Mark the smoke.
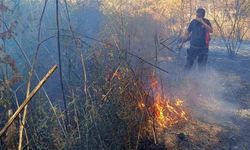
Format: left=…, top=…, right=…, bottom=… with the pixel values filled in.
left=165, top=66, right=238, bottom=126
left=98, top=0, right=239, bottom=127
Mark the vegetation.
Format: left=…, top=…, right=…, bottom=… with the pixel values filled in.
left=0, top=0, right=249, bottom=149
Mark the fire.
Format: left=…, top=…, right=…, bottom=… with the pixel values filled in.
left=138, top=102, right=145, bottom=109
left=175, top=99, right=184, bottom=106
left=140, top=74, right=188, bottom=129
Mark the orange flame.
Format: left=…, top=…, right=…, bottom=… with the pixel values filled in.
left=138, top=102, right=145, bottom=109
left=148, top=74, right=188, bottom=129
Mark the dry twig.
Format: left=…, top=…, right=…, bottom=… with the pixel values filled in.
left=0, top=65, right=58, bottom=137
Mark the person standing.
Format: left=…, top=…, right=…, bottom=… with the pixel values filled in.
left=180, top=8, right=213, bottom=71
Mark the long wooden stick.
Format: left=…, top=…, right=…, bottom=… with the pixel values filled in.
left=18, top=72, right=31, bottom=150
left=56, top=0, right=69, bottom=127
left=0, top=65, right=58, bottom=137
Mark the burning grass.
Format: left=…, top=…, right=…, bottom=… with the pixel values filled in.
left=134, top=73, right=189, bottom=148
left=82, top=50, right=190, bottom=149
left=148, top=74, right=188, bottom=130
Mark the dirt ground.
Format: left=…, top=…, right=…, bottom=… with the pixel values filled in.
left=157, top=39, right=250, bottom=150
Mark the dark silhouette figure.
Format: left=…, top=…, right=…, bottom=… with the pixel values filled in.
left=180, top=8, right=213, bottom=71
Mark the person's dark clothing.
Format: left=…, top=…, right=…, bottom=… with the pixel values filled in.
left=185, top=18, right=211, bottom=70
left=188, top=18, right=211, bottom=48
left=185, top=47, right=208, bottom=71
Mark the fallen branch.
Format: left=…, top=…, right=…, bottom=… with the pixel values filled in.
left=0, top=65, right=58, bottom=137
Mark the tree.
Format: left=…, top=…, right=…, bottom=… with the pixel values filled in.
left=211, top=0, right=250, bottom=56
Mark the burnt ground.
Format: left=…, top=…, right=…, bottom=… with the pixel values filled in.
left=156, top=39, right=250, bottom=150
left=208, top=40, right=250, bottom=150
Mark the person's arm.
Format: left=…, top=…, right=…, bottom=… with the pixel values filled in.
left=177, top=30, right=190, bottom=49
left=182, top=30, right=191, bottom=43
left=177, top=20, right=193, bottom=49
left=196, top=18, right=213, bottom=33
